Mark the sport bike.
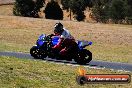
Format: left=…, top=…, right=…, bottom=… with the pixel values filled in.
left=30, top=34, right=92, bottom=65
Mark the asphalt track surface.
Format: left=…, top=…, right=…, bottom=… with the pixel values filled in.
left=0, top=51, right=132, bottom=72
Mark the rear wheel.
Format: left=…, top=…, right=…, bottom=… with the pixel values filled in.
left=30, top=46, right=47, bottom=59
left=75, top=49, right=92, bottom=65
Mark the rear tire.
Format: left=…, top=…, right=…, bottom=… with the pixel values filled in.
left=30, top=46, right=47, bottom=59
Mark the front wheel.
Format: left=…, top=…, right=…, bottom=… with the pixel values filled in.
left=74, top=49, right=92, bottom=65
left=30, top=46, right=47, bottom=59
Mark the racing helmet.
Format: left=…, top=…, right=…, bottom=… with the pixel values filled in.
left=54, top=22, right=64, bottom=34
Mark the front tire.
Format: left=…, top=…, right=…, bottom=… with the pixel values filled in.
left=75, top=49, right=92, bottom=65
left=30, top=46, right=47, bottom=59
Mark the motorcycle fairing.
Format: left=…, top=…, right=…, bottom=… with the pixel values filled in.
left=36, top=34, right=92, bottom=49
left=36, top=34, right=46, bottom=47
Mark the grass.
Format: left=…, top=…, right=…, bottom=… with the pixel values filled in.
left=0, top=4, right=132, bottom=88
left=0, top=56, right=131, bottom=88
left=0, top=15, right=132, bottom=63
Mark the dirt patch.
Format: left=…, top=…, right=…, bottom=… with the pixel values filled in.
left=0, top=0, right=15, bottom=5
left=0, top=5, right=13, bottom=15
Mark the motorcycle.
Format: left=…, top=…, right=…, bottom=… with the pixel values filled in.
left=30, top=34, right=92, bottom=65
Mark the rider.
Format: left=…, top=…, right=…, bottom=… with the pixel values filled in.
left=52, top=22, right=77, bottom=58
